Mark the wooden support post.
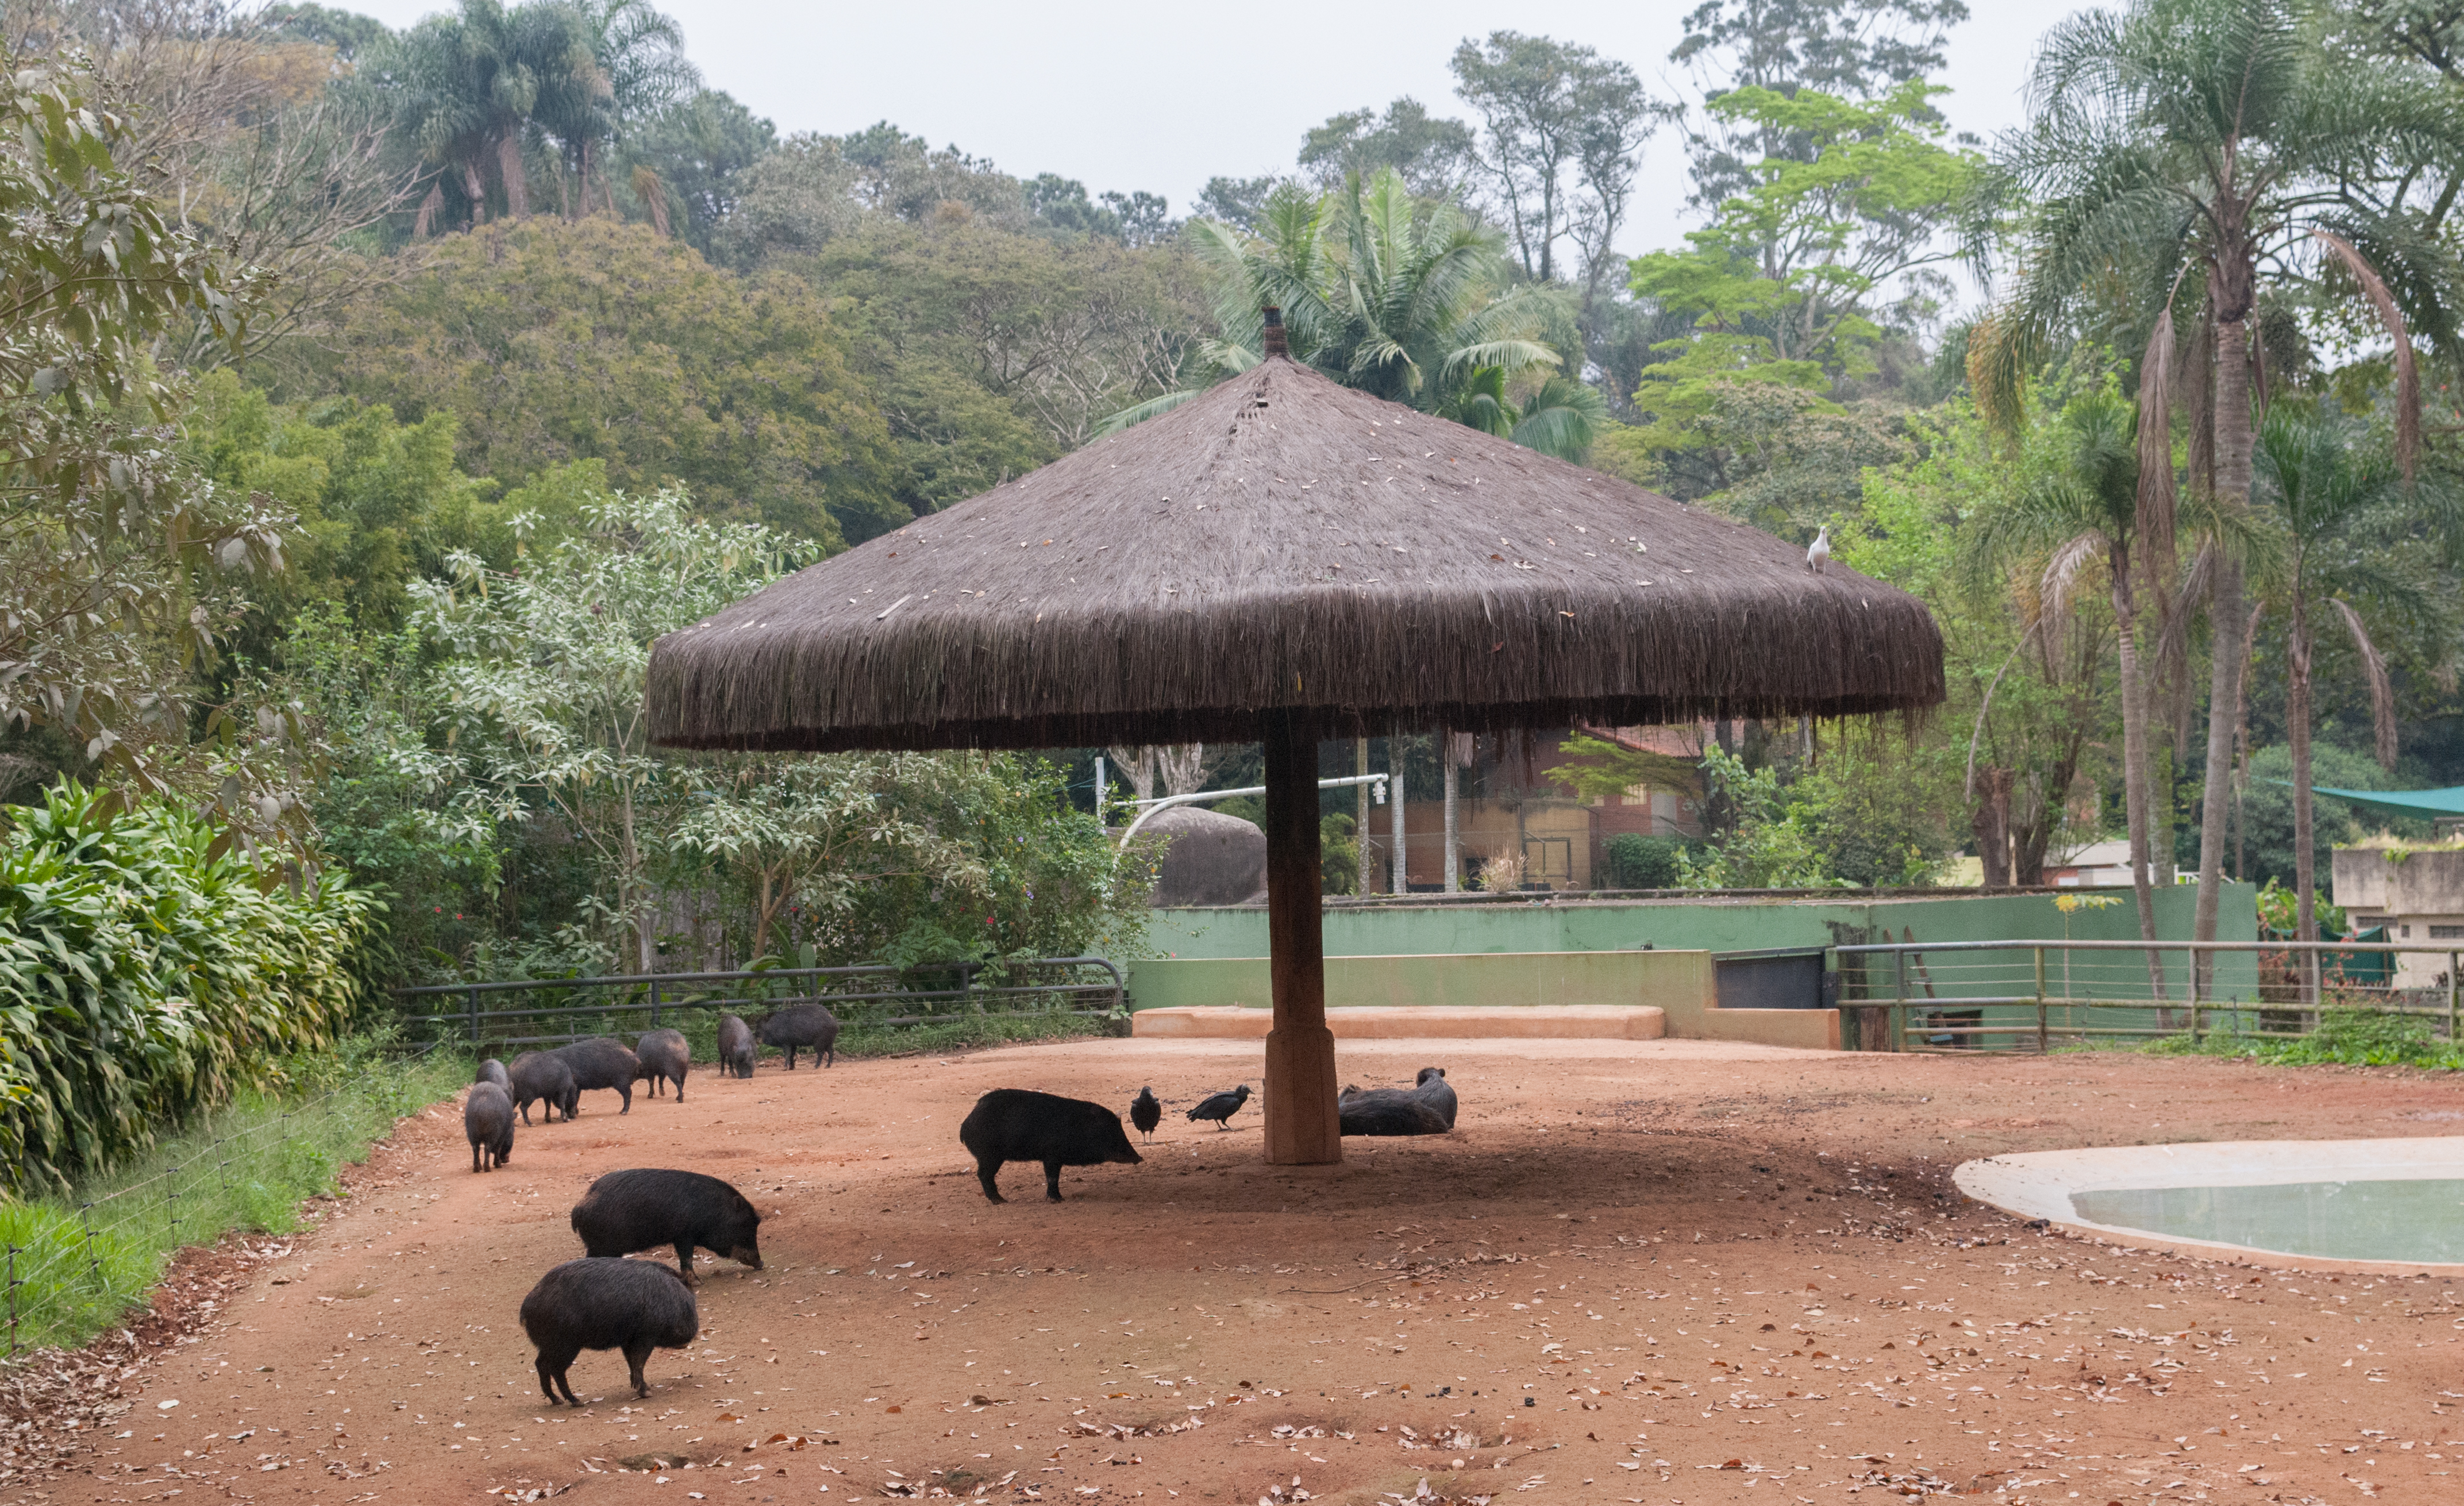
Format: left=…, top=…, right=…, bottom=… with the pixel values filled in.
left=1262, top=714, right=1341, bottom=1166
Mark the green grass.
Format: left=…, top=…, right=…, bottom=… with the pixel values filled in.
left=2133, top=1007, right=2464, bottom=1068
left=0, top=1035, right=468, bottom=1355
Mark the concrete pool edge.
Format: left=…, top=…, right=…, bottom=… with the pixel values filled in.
left=1954, top=1136, right=2464, bottom=1277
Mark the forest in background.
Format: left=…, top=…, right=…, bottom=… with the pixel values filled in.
left=7, top=0, right=2464, bottom=999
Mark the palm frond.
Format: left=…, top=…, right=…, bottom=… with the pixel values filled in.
left=2328, top=596, right=2399, bottom=770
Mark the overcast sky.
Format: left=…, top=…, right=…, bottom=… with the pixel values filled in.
left=342, top=0, right=2068, bottom=263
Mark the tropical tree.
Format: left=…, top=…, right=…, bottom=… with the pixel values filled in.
left=1970, top=0, right=2464, bottom=958
left=386, top=0, right=596, bottom=228
left=2250, top=405, right=2459, bottom=946
left=1965, top=388, right=2170, bottom=981
left=1111, top=170, right=1601, bottom=460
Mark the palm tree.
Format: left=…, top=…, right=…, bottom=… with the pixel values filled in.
left=1968, top=388, right=2170, bottom=989
left=1104, top=171, right=1603, bottom=461
left=1969, top=0, right=2464, bottom=957
left=554, top=0, right=699, bottom=218
left=2250, top=406, right=2458, bottom=957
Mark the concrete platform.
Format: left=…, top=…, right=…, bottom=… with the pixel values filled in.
left=1130, top=1004, right=1666, bottom=1040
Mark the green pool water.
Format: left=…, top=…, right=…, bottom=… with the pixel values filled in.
left=2070, top=1179, right=2464, bottom=1263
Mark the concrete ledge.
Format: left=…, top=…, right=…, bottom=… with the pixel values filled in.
left=1130, top=1004, right=1666, bottom=1041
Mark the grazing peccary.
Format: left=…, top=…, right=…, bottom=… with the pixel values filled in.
left=552, top=1037, right=641, bottom=1114
left=1129, top=1085, right=1161, bottom=1143
left=634, top=1028, right=689, bottom=1101
left=715, top=1014, right=756, bottom=1079
left=756, top=1003, right=840, bottom=1069
left=1186, top=1083, right=1250, bottom=1129
left=465, top=1081, right=515, bottom=1171
left=475, top=1058, right=510, bottom=1089
left=959, top=1088, right=1141, bottom=1204
left=509, top=1051, right=578, bottom=1126
left=519, top=1257, right=699, bottom=1405
left=570, top=1168, right=763, bottom=1284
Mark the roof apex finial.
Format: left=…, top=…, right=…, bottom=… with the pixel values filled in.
left=1261, top=305, right=1287, bottom=358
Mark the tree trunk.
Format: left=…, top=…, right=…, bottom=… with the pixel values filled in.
left=1442, top=729, right=1461, bottom=892
left=497, top=129, right=532, bottom=219
left=1972, top=765, right=2013, bottom=888
left=2194, top=268, right=2257, bottom=956
left=2111, top=550, right=2169, bottom=1000
left=2289, top=596, right=2318, bottom=1010
left=1261, top=714, right=1339, bottom=1165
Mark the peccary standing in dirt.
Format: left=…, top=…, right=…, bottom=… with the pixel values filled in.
left=519, top=1257, right=699, bottom=1405
left=570, top=1168, right=764, bottom=1284
left=552, top=1037, right=641, bottom=1114
left=633, top=1028, right=689, bottom=1100
left=509, top=1051, right=579, bottom=1126
left=756, top=1003, right=840, bottom=1069
left=475, top=1058, right=510, bottom=1089
left=715, top=1014, right=756, bottom=1078
left=958, top=1088, right=1141, bottom=1204
left=1337, top=1066, right=1456, bottom=1137
left=465, top=1081, right=515, bottom=1171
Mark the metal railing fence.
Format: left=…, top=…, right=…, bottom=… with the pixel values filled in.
left=388, top=955, right=1126, bottom=1052
left=1832, top=938, right=2462, bottom=1053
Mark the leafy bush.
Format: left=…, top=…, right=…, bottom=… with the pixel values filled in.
left=0, top=785, right=380, bottom=1196
left=1603, top=833, right=1696, bottom=888
left=1680, top=748, right=1841, bottom=889
left=2142, top=1008, right=2463, bottom=1068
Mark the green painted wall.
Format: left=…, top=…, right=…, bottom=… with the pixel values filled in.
left=1139, top=884, right=2263, bottom=1009
left=1127, top=949, right=1711, bottom=1014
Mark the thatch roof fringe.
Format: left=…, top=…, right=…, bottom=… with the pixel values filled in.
left=647, top=358, right=1943, bottom=752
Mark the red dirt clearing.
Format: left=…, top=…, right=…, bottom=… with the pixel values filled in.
left=13, top=1038, right=2464, bottom=1506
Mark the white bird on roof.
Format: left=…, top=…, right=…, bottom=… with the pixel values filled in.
left=1806, top=523, right=1831, bottom=575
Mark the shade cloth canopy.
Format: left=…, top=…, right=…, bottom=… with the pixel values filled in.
left=645, top=357, right=1944, bottom=753
left=2270, top=780, right=2464, bottom=821
left=647, top=348, right=1947, bottom=1166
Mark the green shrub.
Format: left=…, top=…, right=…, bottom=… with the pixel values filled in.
left=1603, top=833, right=1696, bottom=888
left=0, top=785, right=380, bottom=1196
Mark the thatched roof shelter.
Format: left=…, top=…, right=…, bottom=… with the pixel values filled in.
left=649, top=329, right=1944, bottom=1165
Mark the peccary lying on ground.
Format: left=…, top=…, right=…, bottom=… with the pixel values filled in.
left=552, top=1037, right=641, bottom=1114
left=715, top=1014, right=756, bottom=1078
left=509, top=1051, right=578, bottom=1125
left=465, top=1081, right=514, bottom=1171
left=1338, top=1066, right=1456, bottom=1137
left=519, top=1258, right=699, bottom=1404
left=475, top=1058, right=510, bottom=1089
left=959, top=1088, right=1141, bottom=1203
left=757, top=1003, right=839, bottom=1069
left=571, top=1168, right=763, bottom=1284
left=634, top=1028, right=689, bottom=1100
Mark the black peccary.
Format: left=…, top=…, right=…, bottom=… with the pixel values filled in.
left=1186, top=1083, right=1250, bottom=1129
left=509, top=1051, right=578, bottom=1126
left=715, top=1014, right=756, bottom=1078
left=1412, top=1066, right=1457, bottom=1128
left=634, top=1028, right=690, bottom=1101
left=552, top=1037, right=641, bottom=1114
left=465, top=1081, right=514, bottom=1170
left=475, top=1058, right=510, bottom=1089
left=756, top=1003, right=840, bottom=1069
left=958, top=1088, right=1141, bottom=1204
left=518, top=1257, right=699, bottom=1405
left=570, top=1168, right=763, bottom=1284
left=1338, top=1087, right=1449, bottom=1137
left=1129, top=1085, right=1161, bottom=1142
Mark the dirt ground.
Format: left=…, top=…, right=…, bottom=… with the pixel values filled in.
left=14, top=1037, right=2464, bottom=1506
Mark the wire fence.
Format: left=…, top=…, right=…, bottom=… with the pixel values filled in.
left=1832, top=938, right=2464, bottom=1053
left=2, top=1038, right=456, bottom=1360
left=387, top=955, right=1126, bottom=1054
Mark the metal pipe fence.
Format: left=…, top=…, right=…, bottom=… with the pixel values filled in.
left=387, top=955, right=1126, bottom=1052
left=1831, top=938, right=2463, bottom=1053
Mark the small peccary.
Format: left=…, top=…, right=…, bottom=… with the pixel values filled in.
left=519, top=1257, right=699, bottom=1405
left=552, top=1037, right=642, bottom=1114
left=570, top=1168, right=763, bottom=1285
left=475, top=1058, right=510, bottom=1089
left=715, top=1014, right=756, bottom=1079
left=1338, top=1086, right=1449, bottom=1137
left=509, top=1051, right=578, bottom=1126
left=756, top=1003, right=840, bottom=1069
left=465, top=1081, right=515, bottom=1171
left=958, top=1088, right=1141, bottom=1204
left=634, top=1028, right=689, bottom=1101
